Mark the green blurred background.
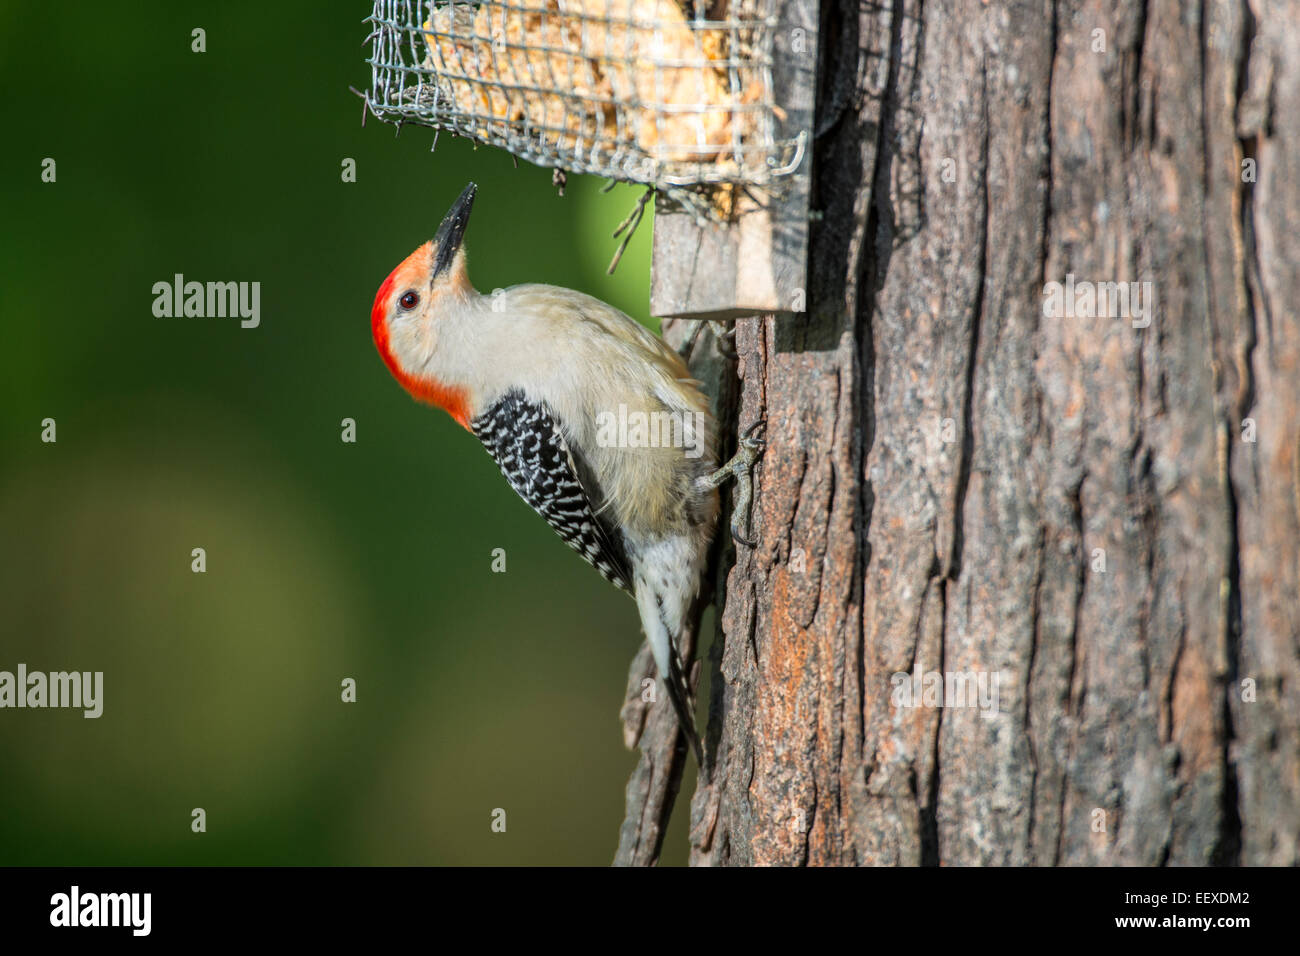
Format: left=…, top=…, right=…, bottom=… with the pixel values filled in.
left=0, top=1, right=700, bottom=864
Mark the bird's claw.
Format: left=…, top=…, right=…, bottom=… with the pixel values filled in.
left=702, top=419, right=766, bottom=548
left=709, top=321, right=739, bottom=360
left=731, top=522, right=757, bottom=548
left=677, top=321, right=739, bottom=362
left=677, top=322, right=707, bottom=361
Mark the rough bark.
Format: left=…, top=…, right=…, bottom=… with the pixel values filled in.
left=681, top=0, right=1300, bottom=866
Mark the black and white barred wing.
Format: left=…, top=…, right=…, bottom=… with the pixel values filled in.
left=471, top=391, right=633, bottom=593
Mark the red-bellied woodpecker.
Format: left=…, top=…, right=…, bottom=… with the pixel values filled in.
left=370, top=182, right=763, bottom=766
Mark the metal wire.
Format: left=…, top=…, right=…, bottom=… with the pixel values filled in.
left=364, top=0, right=800, bottom=187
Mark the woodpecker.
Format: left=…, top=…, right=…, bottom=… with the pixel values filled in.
left=370, top=182, right=763, bottom=766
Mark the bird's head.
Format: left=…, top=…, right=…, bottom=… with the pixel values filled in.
left=371, top=182, right=480, bottom=428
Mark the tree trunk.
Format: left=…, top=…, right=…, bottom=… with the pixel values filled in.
left=679, top=0, right=1300, bottom=866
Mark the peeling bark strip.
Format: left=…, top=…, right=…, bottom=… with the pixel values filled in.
left=614, top=324, right=737, bottom=866
left=622, top=0, right=1300, bottom=866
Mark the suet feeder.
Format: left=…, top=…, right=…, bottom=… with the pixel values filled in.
left=365, top=0, right=815, bottom=320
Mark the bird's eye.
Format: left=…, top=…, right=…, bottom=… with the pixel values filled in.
left=399, top=291, right=419, bottom=310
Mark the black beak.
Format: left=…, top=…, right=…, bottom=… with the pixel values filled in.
left=431, top=182, right=477, bottom=280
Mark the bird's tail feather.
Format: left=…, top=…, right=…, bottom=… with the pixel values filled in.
left=634, top=580, right=704, bottom=766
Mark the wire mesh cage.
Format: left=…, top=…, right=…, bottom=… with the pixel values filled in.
left=364, top=0, right=805, bottom=188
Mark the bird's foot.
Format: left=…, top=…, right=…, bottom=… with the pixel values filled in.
left=701, top=419, right=766, bottom=547
left=709, top=321, right=738, bottom=360
left=677, top=320, right=738, bottom=362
